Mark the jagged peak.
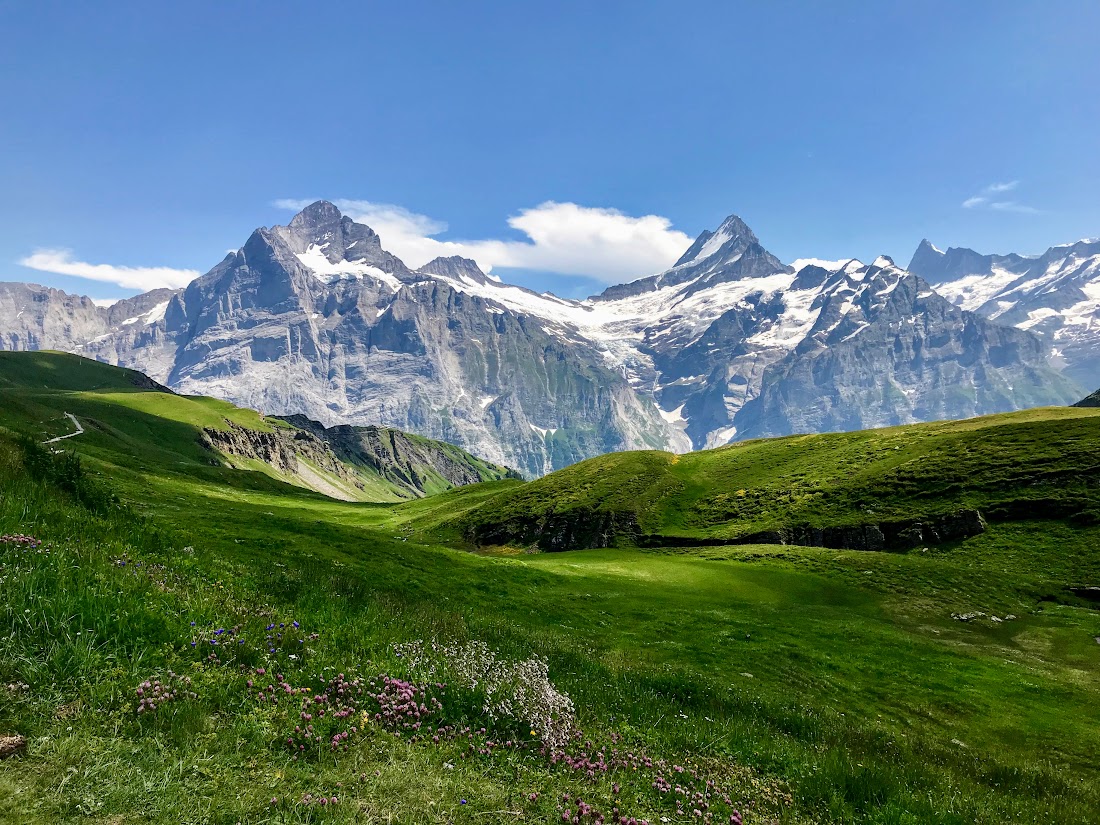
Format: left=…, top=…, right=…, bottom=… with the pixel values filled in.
left=714, top=213, right=758, bottom=243
left=673, top=213, right=760, bottom=268
left=288, top=200, right=344, bottom=230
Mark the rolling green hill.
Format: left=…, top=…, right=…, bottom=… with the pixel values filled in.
left=1, top=351, right=1098, bottom=824
left=0, top=351, right=514, bottom=503
left=448, top=407, right=1100, bottom=551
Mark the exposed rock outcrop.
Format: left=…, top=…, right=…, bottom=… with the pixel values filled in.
left=467, top=507, right=640, bottom=552
left=468, top=508, right=986, bottom=553
left=199, top=419, right=362, bottom=488
left=1075, top=388, right=1100, bottom=408
left=199, top=415, right=514, bottom=500
left=728, top=509, right=987, bottom=551
left=278, top=414, right=517, bottom=497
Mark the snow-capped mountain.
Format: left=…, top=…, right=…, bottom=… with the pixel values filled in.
left=0, top=202, right=1082, bottom=475
left=908, top=237, right=1100, bottom=387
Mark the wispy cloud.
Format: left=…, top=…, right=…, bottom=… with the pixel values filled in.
left=18, top=249, right=198, bottom=290
left=961, top=181, right=1038, bottom=214
left=273, top=198, right=693, bottom=283
left=989, top=201, right=1039, bottom=214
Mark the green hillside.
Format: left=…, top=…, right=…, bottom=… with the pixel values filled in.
left=449, top=406, right=1100, bottom=550
left=0, top=351, right=513, bottom=503
left=1, top=352, right=1099, bottom=824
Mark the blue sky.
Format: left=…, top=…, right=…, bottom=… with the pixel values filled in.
left=2, top=0, right=1098, bottom=300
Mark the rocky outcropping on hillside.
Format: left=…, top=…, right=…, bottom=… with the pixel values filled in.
left=466, top=506, right=986, bottom=553
left=200, top=415, right=514, bottom=500
left=199, top=419, right=362, bottom=488
left=278, top=414, right=517, bottom=497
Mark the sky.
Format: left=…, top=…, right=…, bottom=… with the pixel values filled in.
left=1, top=0, right=1098, bottom=301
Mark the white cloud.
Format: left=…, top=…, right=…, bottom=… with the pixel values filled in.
left=18, top=249, right=198, bottom=291
left=274, top=199, right=693, bottom=283
left=961, top=180, right=1037, bottom=213
left=989, top=201, right=1040, bottom=214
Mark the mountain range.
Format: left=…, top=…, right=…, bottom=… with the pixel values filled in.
left=907, top=236, right=1100, bottom=389
left=0, top=201, right=1086, bottom=476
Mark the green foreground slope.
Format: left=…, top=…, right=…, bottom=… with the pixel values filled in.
left=1, top=352, right=1099, bottom=824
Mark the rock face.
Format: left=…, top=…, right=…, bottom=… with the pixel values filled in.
left=907, top=237, right=1100, bottom=389
left=279, top=414, right=519, bottom=495
left=728, top=257, right=1078, bottom=440
left=0, top=282, right=179, bottom=356
left=200, top=419, right=359, bottom=484
left=0, top=202, right=1084, bottom=475
left=467, top=507, right=640, bottom=552
left=200, top=416, right=513, bottom=500
left=469, top=506, right=986, bottom=552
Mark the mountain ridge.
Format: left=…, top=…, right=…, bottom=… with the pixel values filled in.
left=907, top=235, right=1100, bottom=387
left=0, top=201, right=1084, bottom=475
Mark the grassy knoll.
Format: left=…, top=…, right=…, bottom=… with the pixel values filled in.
left=448, top=406, right=1100, bottom=546
left=0, top=352, right=1099, bottom=823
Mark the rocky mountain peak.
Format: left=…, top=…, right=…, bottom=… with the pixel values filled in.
left=716, top=213, right=758, bottom=243
left=906, top=239, right=954, bottom=282
left=599, top=212, right=788, bottom=301
left=288, top=200, right=344, bottom=232
left=269, top=202, right=399, bottom=276
left=673, top=214, right=759, bottom=267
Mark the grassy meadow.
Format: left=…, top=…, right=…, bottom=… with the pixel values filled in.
left=1, top=352, right=1099, bottom=824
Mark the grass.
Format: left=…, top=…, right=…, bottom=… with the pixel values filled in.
left=0, top=352, right=1099, bottom=823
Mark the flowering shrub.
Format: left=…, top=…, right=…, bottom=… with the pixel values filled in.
left=261, top=668, right=446, bottom=757
left=134, top=671, right=197, bottom=714
left=396, top=639, right=575, bottom=750
left=368, top=674, right=444, bottom=734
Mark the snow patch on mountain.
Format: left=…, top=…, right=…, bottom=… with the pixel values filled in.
left=296, top=244, right=403, bottom=290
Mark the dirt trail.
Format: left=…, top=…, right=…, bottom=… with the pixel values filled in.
left=43, top=413, right=83, bottom=444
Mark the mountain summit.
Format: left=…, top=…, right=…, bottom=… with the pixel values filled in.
left=0, top=202, right=1082, bottom=474
left=673, top=214, right=760, bottom=267
left=599, top=214, right=790, bottom=301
